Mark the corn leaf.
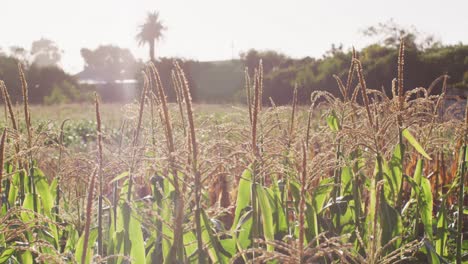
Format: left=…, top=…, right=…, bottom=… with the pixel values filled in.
left=420, top=177, right=433, bottom=241
left=235, top=209, right=253, bottom=250
left=183, top=231, right=197, bottom=262
left=75, top=228, right=98, bottom=264
left=201, top=209, right=230, bottom=263
left=410, top=159, right=424, bottom=199
left=21, top=194, right=35, bottom=222
left=128, top=208, right=146, bottom=263
left=386, top=143, right=404, bottom=204
left=327, top=111, right=340, bottom=132
left=34, top=169, right=53, bottom=217
left=435, top=201, right=448, bottom=257
left=20, top=251, right=33, bottom=264
left=256, top=185, right=275, bottom=251
left=0, top=248, right=15, bottom=263
left=232, top=168, right=252, bottom=230
left=402, top=129, right=431, bottom=160
left=110, top=171, right=129, bottom=184
left=380, top=198, right=402, bottom=249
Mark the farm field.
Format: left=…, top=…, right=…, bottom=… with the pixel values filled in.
left=0, top=51, right=467, bottom=264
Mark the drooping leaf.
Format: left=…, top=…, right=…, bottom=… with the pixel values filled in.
left=402, top=129, right=431, bottom=160
left=0, top=248, right=15, bottom=263
left=201, top=209, right=230, bottom=263
left=110, top=171, right=129, bottom=184
left=424, top=239, right=447, bottom=264
left=235, top=209, right=253, bottom=250
left=313, top=178, right=334, bottom=213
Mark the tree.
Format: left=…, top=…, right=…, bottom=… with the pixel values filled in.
left=0, top=53, right=85, bottom=104
left=362, top=19, right=440, bottom=51
left=30, top=38, right=62, bottom=67
left=79, top=45, right=141, bottom=81
left=240, top=49, right=289, bottom=76
left=0, top=55, right=23, bottom=102
left=9, top=46, right=29, bottom=65
left=27, top=64, right=80, bottom=104
left=136, top=11, right=166, bottom=62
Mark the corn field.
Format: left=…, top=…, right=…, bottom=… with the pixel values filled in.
left=0, top=42, right=467, bottom=263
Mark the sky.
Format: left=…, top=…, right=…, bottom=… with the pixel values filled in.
left=1, top=0, right=467, bottom=74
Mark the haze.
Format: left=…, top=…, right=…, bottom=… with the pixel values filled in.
left=1, top=0, right=467, bottom=73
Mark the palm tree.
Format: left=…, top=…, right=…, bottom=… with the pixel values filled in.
left=136, top=11, right=166, bottom=62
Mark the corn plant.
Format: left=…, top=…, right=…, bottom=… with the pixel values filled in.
left=0, top=41, right=467, bottom=264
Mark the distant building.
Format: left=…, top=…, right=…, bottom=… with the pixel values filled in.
left=78, top=78, right=139, bottom=102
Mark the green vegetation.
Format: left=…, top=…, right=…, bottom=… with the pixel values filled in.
left=252, top=43, right=468, bottom=105
left=0, top=41, right=466, bottom=263
left=1, top=20, right=466, bottom=105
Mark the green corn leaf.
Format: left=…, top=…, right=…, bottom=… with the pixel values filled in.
left=0, top=248, right=15, bottom=263
left=145, top=245, right=155, bottom=264
left=20, top=250, right=33, bottom=264
left=304, top=201, right=319, bottom=243
left=402, top=129, right=431, bottom=160
left=64, top=225, right=80, bottom=253
left=112, top=203, right=125, bottom=263
left=34, top=169, right=53, bottom=217
left=387, top=143, right=404, bottom=204
left=220, top=238, right=236, bottom=260
left=338, top=200, right=356, bottom=235
left=110, top=171, right=129, bottom=184
left=8, top=184, right=17, bottom=208
left=423, top=239, right=446, bottom=264
left=201, top=209, right=230, bottom=263
left=314, top=178, right=334, bottom=213
left=256, top=185, right=275, bottom=251
left=232, top=168, right=252, bottom=231
left=380, top=198, right=402, bottom=250
left=161, top=179, right=174, bottom=261
left=435, top=201, right=448, bottom=257
left=270, top=182, right=288, bottom=235
left=289, top=180, right=300, bottom=209
left=341, top=166, right=352, bottom=195
left=235, top=209, right=253, bottom=250
left=420, top=177, right=434, bottom=241
left=75, top=228, right=98, bottom=264
left=128, top=207, right=146, bottom=264
left=183, top=231, right=198, bottom=263
left=49, top=178, right=58, bottom=204
left=410, top=159, right=424, bottom=199
left=466, top=146, right=468, bottom=162
left=21, top=194, right=35, bottom=222
left=327, top=110, right=340, bottom=132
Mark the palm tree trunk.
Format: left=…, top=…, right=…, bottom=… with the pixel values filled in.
left=150, top=39, right=155, bottom=62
